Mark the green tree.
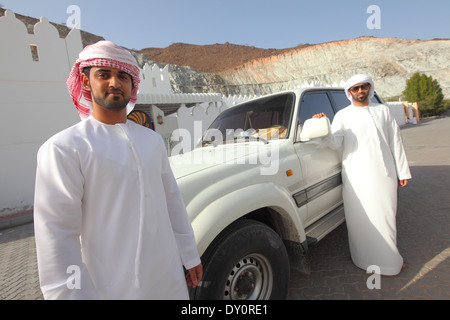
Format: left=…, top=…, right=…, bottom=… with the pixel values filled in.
left=402, top=73, right=445, bottom=117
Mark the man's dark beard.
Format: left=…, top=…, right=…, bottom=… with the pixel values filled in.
left=91, top=88, right=130, bottom=111
left=352, top=91, right=369, bottom=103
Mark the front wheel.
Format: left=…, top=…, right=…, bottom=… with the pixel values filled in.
left=191, top=219, right=290, bottom=300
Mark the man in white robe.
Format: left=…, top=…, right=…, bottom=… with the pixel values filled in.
left=314, top=74, right=411, bottom=275
left=34, top=41, right=202, bottom=299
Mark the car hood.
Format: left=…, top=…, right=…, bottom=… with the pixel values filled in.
left=169, top=141, right=282, bottom=179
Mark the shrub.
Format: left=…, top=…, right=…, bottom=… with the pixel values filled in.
left=402, top=73, right=445, bottom=117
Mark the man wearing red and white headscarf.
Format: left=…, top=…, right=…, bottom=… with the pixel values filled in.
left=34, top=41, right=202, bottom=299
left=314, top=74, right=411, bottom=276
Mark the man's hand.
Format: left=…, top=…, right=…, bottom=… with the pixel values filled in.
left=398, top=179, right=408, bottom=187
left=312, top=112, right=327, bottom=119
left=186, top=264, right=203, bottom=288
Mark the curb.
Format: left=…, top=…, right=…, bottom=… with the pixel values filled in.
left=0, top=210, right=33, bottom=230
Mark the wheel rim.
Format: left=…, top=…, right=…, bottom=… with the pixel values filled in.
left=223, top=254, right=273, bottom=300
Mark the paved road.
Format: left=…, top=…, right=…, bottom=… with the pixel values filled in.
left=1, top=117, right=449, bottom=300
left=287, top=116, right=450, bottom=299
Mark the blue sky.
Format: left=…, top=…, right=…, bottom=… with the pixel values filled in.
left=1, top=0, right=449, bottom=49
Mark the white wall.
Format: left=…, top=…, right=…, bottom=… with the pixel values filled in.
left=0, top=11, right=82, bottom=215
left=385, top=102, right=414, bottom=126
left=140, top=64, right=172, bottom=95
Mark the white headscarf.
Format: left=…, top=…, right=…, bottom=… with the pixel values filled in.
left=67, top=41, right=141, bottom=120
left=344, top=74, right=375, bottom=102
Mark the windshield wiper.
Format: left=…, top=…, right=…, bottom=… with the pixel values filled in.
left=201, top=136, right=269, bottom=147
left=201, top=140, right=218, bottom=147
left=234, top=136, right=269, bottom=145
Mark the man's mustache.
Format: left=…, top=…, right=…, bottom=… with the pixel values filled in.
left=106, top=88, right=124, bottom=95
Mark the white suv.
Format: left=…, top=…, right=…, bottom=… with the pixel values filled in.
left=169, top=87, right=383, bottom=300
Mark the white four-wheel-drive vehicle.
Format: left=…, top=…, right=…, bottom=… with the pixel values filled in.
left=169, top=87, right=383, bottom=300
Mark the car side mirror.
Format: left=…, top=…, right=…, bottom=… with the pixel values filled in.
left=298, top=117, right=331, bottom=142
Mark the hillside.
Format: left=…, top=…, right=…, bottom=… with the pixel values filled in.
left=139, top=36, right=450, bottom=99
left=139, top=42, right=307, bottom=74
left=217, top=36, right=450, bottom=98
left=3, top=8, right=448, bottom=99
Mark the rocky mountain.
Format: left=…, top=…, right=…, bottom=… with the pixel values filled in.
left=139, top=42, right=303, bottom=74
left=3, top=8, right=448, bottom=99
left=217, top=37, right=450, bottom=99
left=140, top=37, right=450, bottom=99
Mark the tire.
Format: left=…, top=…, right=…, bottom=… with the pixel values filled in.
left=192, top=219, right=290, bottom=300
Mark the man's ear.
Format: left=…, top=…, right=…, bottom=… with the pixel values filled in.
left=80, top=72, right=91, bottom=91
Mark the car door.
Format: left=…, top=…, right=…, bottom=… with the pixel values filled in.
left=293, top=90, right=342, bottom=223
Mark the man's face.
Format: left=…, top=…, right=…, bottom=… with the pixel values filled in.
left=81, top=66, right=133, bottom=112
left=349, top=82, right=371, bottom=104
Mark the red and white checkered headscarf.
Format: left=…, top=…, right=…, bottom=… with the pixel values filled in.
left=67, top=41, right=141, bottom=120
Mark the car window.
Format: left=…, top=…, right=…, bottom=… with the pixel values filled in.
left=329, top=91, right=350, bottom=112
left=298, top=92, right=335, bottom=124
left=329, top=90, right=383, bottom=113
left=203, top=93, right=295, bottom=145
left=372, top=93, right=382, bottom=104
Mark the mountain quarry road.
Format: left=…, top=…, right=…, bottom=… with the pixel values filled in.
left=1, top=117, right=449, bottom=300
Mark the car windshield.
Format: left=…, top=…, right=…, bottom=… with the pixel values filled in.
left=202, top=93, right=295, bottom=146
